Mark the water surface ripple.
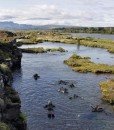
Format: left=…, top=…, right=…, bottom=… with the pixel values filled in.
left=13, top=42, right=114, bottom=130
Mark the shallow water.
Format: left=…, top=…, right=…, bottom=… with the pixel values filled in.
left=13, top=42, right=114, bottom=130
left=20, top=42, right=114, bottom=65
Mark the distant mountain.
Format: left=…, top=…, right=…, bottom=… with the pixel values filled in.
left=0, top=21, right=39, bottom=30
left=0, top=21, right=69, bottom=30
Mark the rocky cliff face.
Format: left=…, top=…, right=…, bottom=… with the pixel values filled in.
left=0, top=33, right=26, bottom=130
left=0, top=39, right=22, bottom=69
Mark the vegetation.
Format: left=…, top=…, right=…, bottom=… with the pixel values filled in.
left=64, top=54, right=114, bottom=74
left=17, top=31, right=114, bottom=53
left=0, top=30, right=16, bottom=43
left=81, top=38, right=114, bottom=53
left=99, top=79, right=114, bottom=104
left=0, top=122, right=10, bottom=130
left=0, top=49, right=11, bottom=60
left=21, top=47, right=46, bottom=53
left=0, top=63, right=11, bottom=75
left=19, top=113, right=27, bottom=122
left=21, top=47, right=66, bottom=53
left=46, top=47, right=66, bottom=52
left=16, top=39, right=43, bottom=46
left=16, top=31, right=43, bottom=46
left=53, top=27, right=114, bottom=34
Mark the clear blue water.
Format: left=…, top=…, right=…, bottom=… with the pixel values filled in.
left=13, top=41, right=114, bottom=130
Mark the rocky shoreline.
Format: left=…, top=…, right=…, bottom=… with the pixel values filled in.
left=0, top=39, right=27, bottom=130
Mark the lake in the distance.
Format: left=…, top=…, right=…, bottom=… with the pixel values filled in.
left=71, top=32, right=114, bottom=40
left=12, top=35, right=114, bottom=130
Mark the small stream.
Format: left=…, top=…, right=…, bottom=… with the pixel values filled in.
left=12, top=41, right=114, bottom=130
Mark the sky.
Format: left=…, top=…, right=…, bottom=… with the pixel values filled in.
left=0, top=0, right=114, bottom=27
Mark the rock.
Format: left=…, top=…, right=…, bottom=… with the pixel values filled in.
left=6, top=103, right=21, bottom=109
left=0, top=31, right=26, bottom=129
left=8, top=94, right=21, bottom=104
left=0, top=98, right=5, bottom=108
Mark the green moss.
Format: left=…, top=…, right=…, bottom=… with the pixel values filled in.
left=0, top=122, right=10, bottom=130
left=64, top=54, right=114, bottom=74
left=99, top=79, right=114, bottom=104
left=19, top=113, right=27, bottom=122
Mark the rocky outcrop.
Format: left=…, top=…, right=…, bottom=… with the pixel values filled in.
left=0, top=39, right=22, bottom=69
left=0, top=36, right=26, bottom=130
left=0, top=83, right=27, bottom=130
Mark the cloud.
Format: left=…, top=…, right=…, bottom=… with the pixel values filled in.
left=0, top=15, right=15, bottom=20
left=0, top=1, right=114, bottom=27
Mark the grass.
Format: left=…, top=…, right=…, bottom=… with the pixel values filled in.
left=16, top=31, right=114, bottom=53
left=21, top=47, right=66, bottom=53
left=16, top=39, right=43, bottom=46
left=27, top=31, right=114, bottom=53
left=64, top=54, right=114, bottom=74
left=99, top=79, right=114, bottom=104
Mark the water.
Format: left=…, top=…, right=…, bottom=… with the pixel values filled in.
left=13, top=41, right=114, bottom=130
left=71, top=33, right=114, bottom=40
left=20, top=42, right=114, bottom=65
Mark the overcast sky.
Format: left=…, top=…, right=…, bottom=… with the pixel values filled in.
left=0, top=0, right=114, bottom=26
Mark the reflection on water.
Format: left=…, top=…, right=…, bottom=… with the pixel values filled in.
left=13, top=42, right=114, bottom=130
left=77, top=43, right=80, bottom=51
